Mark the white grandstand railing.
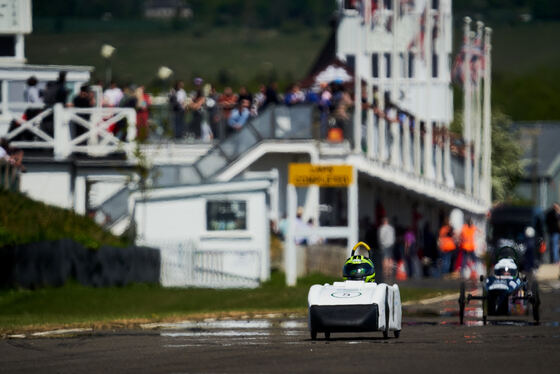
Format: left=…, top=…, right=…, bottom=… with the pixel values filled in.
left=6, top=103, right=137, bottom=159
left=6, top=107, right=55, bottom=148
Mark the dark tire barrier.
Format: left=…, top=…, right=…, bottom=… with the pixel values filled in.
left=0, top=239, right=160, bottom=289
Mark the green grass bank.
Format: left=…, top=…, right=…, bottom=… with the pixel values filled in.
left=0, top=272, right=450, bottom=333
left=0, top=190, right=127, bottom=249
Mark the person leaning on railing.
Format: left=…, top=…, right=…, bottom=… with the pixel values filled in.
left=227, top=99, right=251, bottom=134
left=0, top=138, right=24, bottom=173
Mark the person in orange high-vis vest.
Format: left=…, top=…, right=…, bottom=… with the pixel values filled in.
left=439, top=217, right=456, bottom=274
left=460, top=218, right=477, bottom=274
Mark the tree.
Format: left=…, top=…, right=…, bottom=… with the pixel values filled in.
left=450, top=108, right=523, bottom=202
left=490, top=109, right=523, bottom=202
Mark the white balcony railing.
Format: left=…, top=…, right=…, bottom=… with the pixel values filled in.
left=5, top=104, right=137, bottom=159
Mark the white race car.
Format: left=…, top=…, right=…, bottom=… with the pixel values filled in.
left=307, top=242, right=402, bottom=340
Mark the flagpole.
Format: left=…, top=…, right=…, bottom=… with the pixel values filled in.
left=403, top=1, right=412, bottom=172
left=434, top=2, right=443, bottom=183
left=463, top=17, right=472, bottom=195
left=473, top=21, right=484, bottom=197
left=353, top=4, right=363, bottom=153
left=423, top=2, right=434, bottom=179
left=366, top=0, right=375, bottom=159
left=482, top=27, right=492, bottom=204
left=390, top=0, right=400, bottom=166
left=413, top=5, right=421, bottom=175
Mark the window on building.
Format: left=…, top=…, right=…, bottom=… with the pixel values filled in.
left=206, top=200, right=247, bottom=231
left=432, top=0, right=439, bottom=10
left=432, top=53, right=438, bottom=78
left=384, top=53, right=391, bottom=78
left=346, top=54, right=355, bottom=72
left=408, top=53, right=415, bottom=78
left=372, top=53, right=379, bottom=78
left=0, top=36, right=15, bottom=57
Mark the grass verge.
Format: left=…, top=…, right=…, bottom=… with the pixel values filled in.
left=0, top=272, right=451, bottom=334
left=0, top=190, right=128, bottom=249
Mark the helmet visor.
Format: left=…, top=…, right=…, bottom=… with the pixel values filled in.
left=343, top=262, right=374, bottom=280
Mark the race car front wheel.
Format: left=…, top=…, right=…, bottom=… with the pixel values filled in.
left=310, top=329, right=317, bottom=341
left=531, top=281, right=541, bottom=324
left=383, top=286, right=390, bottom=339
left=459, top=282, right=466, bottom=325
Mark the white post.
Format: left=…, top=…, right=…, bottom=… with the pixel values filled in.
left=15, top=34, right=25, bottom=62
left=126, top=110, right=137, bottom=142
left=1, top=80, right=8, bottom=116
left=413, top=116, right=421, bottom=174
left=348, top=167, right=358, bottom=254
left=403, top=116, right=412, bottom=172
left=444, top=125, right=453, bottom=187
left=366, top=1, right=375, bottom=160
left=353, top=17, right=362, bottom=153
left=482, top=27, right=493, bottom=204
left=435, top=122, right=443, bottom=182
left=391, top=0, right=399, bottom=105
left=412, top=6, right=421, bottom=175
left=367, top=80, right=375, bottom=159
left=379, top=56, right=387, bottom=161
left=423, top=6, right=434, bottom=179
left=53, top=104, right=71, bottom=159
left=473, top=21, right=484, bottom=197
left=285, top=184, right=297, bottom=286
left=463, top=17, right=472, bottom=195
left=389, top=0, right=401, bottom=167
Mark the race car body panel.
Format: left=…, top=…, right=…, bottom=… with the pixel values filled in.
left=308, top=280, right=402, bottom=335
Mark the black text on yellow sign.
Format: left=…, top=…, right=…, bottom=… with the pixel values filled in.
left=288, top=163, right=353, bottom=187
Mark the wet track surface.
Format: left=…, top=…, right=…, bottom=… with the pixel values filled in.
left=2, top=282, right=560, bottom=374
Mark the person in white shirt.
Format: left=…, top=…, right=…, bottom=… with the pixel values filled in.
left=103, top=81, right=124, bottom=107
left=378, top=216, right=396, bottom=279
left=23, top=76, right=42, bottom=104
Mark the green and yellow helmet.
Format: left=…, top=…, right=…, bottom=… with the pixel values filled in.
left=343, top=241, right=376, bottom=282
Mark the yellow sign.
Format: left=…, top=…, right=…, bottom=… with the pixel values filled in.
left=289, top=163, right=353, bottom=187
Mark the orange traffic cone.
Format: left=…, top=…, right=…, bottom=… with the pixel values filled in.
left=468, top=259, right=478, bottom=281
left=396, top=260, right=407, bottom=281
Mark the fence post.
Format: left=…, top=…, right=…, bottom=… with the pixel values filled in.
left=53, top=104, right=71, bottom=159
left=126, top=109, right=137, bottom=143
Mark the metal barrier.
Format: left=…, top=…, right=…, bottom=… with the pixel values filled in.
left=156, top=240, right=261, bottom=289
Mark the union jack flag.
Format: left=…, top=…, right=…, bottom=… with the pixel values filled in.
left=407, top=6, right=426, bottom=60
left=452, top=33, right=485, bottom=86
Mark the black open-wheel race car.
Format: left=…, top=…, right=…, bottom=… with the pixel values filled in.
left=458, top=246, right=541, bottom=325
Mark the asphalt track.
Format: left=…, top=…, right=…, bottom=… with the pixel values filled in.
left=2, top=281, right=560, bottom=374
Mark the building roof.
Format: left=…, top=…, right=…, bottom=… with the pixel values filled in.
left=514, top=122, right=560, bottom=177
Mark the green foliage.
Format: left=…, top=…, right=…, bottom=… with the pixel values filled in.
left=450, top=109, right=523, bottom=203
left=26, top=27, right=330, bottom=93
left=0, top=190, right=128, bottom=249
left=493, top=68, right=560, bottom=121
left=490, top=110, right=524, bottom=202
left=32, top=0, right=336, bottom=28
left=454, top=0, right=560, bottom=21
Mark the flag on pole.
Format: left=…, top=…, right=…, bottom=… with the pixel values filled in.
left=452, top=30, right=485, bottom=86
left=470, top=31, right=485, bottom=85
left=361, top=1, right=382, bottom=29
left=407, top=6, right=426, bottom=60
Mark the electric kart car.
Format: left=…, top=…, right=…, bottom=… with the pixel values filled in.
left=458, top=246, right=541, bottom=325
left=307, top=241, right=402, bottom=340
